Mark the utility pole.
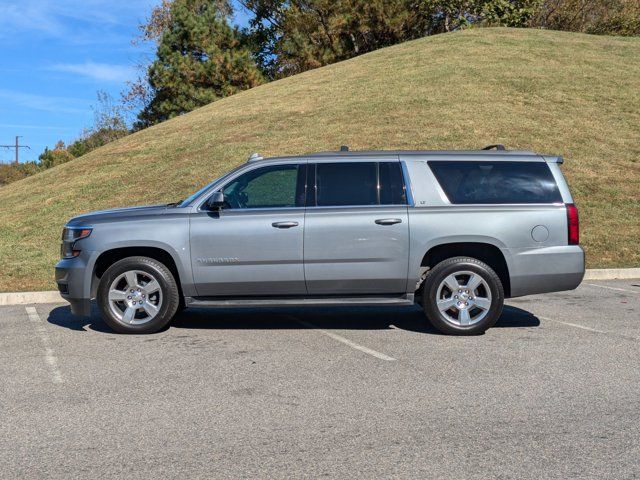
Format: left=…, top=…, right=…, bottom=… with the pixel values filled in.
left=0, top=136, right=31, bottom=164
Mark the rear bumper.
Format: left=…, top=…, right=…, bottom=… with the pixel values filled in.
left=507, top=245, right=585, bottom=297
left=55, top=254, right=94, bottom=317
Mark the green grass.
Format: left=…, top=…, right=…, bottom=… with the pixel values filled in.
left=1, top=28, right=638, bottom=292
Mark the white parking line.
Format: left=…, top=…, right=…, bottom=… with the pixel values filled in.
left=584, top=283, right=640, bottom=294
left=25, top=306, right=63, bottom=383
left=539, top=315, right=639, bottom=341
left=295, top=319, right=397, bottom=361
left=539, top=315, right=607, bottom=334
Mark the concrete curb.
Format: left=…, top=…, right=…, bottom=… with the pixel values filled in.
left=0, top=268, right=638, bottom=306
left=0, top=291, right=63, bottom=306
left=583, top=268, right=640, bottom=281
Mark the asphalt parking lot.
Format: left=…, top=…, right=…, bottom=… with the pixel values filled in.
left=1, top=280, right=638, bottom=479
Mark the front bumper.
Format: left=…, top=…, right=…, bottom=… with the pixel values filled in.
left=55, top=253, right=94, bottom=317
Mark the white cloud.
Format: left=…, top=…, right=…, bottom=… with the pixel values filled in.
left=52, top=62, right=136, bottom=83
left=0, top=0, right=155, bottom=42
left=0, top=89, right=88, bottom=114
left=0, top=123, right=74, bottom=131
left=0, top=2, right=65, bottom=37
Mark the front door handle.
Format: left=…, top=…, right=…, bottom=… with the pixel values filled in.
left=375, top=218, right=402, bottom=226
left=272, top=221, right=299, bottom=229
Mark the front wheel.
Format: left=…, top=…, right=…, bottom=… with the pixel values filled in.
left=422, top=257, right=504, bottom=335
left=97, top=256, right=180, bottom=334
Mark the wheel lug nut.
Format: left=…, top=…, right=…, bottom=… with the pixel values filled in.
left=130, top=289, right=134, bottom=293
left=454, top=295, right=458, bottom=299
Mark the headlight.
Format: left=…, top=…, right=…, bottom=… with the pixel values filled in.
left=60, top=227, right=92, bottom=259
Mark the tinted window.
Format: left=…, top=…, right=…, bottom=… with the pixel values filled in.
left=222, top=164, right=304, bottom=209
left=428, top=161, right=562, bottom=204
left=379, top=162, right=407, bottom=205
left=316, top=163, right=378, bottom=206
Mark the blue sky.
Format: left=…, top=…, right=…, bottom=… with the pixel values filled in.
left=0, top=0, right=251, bottom=163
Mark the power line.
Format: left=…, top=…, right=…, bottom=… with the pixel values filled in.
left=0, top=136, right=31, bottom=164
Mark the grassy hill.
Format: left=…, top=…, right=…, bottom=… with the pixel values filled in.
left=1, top=28, right=638, bottom=292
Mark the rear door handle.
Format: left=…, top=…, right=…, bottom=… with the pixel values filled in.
left=375, top=218, right=402, bottom=226
left=272, top=221, right=299, bottom=229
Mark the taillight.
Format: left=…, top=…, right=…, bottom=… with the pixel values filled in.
left=566, top=203, right=579, bottom=245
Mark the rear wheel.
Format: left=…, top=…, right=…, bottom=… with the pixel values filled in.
left=422, top=257, right=504, bottom=335
left=97, top=256, right=180, bottom=334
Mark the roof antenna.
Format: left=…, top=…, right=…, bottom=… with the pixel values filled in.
left=340, top=145, right=349, bottom=152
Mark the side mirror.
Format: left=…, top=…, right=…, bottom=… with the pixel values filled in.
left=206, top=191, right=224, bottom=210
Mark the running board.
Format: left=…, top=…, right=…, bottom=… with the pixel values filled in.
left=185, top=294, right=414, bottom=308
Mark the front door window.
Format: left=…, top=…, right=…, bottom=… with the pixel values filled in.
left=222, top=164, right=304, bottom=209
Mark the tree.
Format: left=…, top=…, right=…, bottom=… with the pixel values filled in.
left=38, top=141, right=74, bottom=169
left=0, top=162, right=41, bottom=186
left=34, top=91, right=130, bottom=172
left=242, top=0, right=437, bottom=78
left=134, top=0, right=263, bottom=128
left=532, top=0, right=640, bottom=36
left=68, top=91, right=130, bottom=158
left=240, top=0, right=542, bottom=79
left=481, top=0, right=542, bottom=27
left=122, top=0, right=638, bottom=125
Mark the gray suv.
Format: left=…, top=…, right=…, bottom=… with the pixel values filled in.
left=55, top=146, right=584, bottom=335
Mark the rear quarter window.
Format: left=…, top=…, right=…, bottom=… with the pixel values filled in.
left=428, top=161, right=562, bottom=204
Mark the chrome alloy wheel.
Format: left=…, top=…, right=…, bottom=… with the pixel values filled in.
left=108, top=270, right=162, bottom=325
left=435, top=270, right=492, bottom=327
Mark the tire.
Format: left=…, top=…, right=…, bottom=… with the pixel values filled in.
left=422, top=257, right=504, bottom=335
left=97, top=256, right=180, bottom=334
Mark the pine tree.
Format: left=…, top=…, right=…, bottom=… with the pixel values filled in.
left=137, top=0, right=263, bottom=127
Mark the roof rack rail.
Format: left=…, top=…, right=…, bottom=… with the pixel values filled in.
left=482, top=144, right=506, bottom=151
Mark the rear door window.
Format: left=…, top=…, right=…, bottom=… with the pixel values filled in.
left=428, top=161, right=562, bottom=204
left=379, top=162, right=407, bottom=205
left=312, top=161, right=408, bottom=207
left=315, top=162, right=378, bottom=206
